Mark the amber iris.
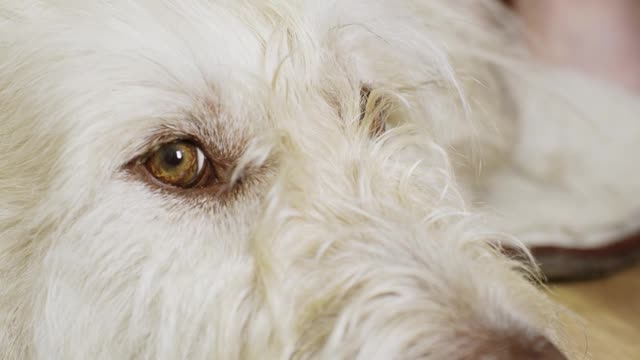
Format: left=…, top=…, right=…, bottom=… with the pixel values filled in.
left=144, top=141, right=209, bottom=188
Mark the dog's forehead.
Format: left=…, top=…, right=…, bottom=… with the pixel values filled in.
left=2, top=0, right=460, bottom=175
left=79, top=1, right=275, bottom=98
left=1, top=1, right=356, bottom=161
left=13, top=2, right=307, bottom=95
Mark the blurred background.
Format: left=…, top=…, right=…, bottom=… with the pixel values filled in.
left=505, top=1, right=640, bottom=359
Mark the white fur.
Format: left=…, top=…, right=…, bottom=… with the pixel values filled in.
left=479, top=70, right=640, bottom=248
left=0, top=0, right=618, bottom=358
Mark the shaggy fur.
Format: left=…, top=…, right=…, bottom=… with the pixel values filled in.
left=1, top=0, right=619, bottom=358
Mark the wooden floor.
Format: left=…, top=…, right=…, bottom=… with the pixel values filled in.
left=551, top=265, right=640, bottom=360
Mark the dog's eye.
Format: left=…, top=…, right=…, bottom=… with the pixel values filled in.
left=144, top=141, right=214, bottom=188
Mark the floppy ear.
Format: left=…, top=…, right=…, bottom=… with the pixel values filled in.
left=419, top=1, right=640, bottom=280
left=474, top=59, right=640, bottom=280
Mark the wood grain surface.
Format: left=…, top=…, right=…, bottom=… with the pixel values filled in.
left=551, top=265, right=640, bottom=360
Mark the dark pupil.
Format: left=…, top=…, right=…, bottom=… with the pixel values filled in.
left=161, top=146, right=184, bottom=168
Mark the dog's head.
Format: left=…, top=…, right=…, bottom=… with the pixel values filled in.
left=0, top=1, right=566, bottom=359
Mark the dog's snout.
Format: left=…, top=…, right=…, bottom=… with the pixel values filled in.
left=465, top=334, right=567, bottom=360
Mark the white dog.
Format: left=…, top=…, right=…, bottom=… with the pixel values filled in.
left=5, top=0, right=640, bottom=359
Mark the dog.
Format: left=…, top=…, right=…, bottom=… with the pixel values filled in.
left=9, top=0, right=637, bottom=358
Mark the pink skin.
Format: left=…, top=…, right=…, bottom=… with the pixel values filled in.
left=510, top=0, right=640, bottom=92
